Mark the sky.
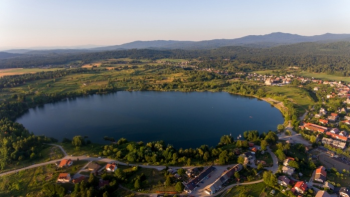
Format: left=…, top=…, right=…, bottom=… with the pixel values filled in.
left=1, top=0, right=350, bottom=50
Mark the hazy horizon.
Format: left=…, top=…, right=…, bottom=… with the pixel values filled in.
left=1, top=0, right=350, bottom=50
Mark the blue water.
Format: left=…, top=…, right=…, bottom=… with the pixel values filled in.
left=16, top=91, right=284, bottom=148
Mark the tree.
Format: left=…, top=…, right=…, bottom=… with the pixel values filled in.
left=263, top=171, right=277, bottom=187
left=237, top=156, right=245, bottom=165
left=165, top=176, right=172, bottom=187
left=103, top=191, right=109, bottom=197
left=234, top=171, right=240, bottom=180
left=175, top=182, right=184, bottom=192
left=177, top=168, right=185, bottom=176
left=134, top=179, right=140, bottom=189
left=257, top=163, right=264, bottom=170
left=275, top=149, right=286, bottom=161
left=72, top=135, right=84, bottom=147
left=218, top=150, right=229, bottom=165
left=203, top=152, right=210, bottom=161
left=277, top=124, right=285, bottom=132
left=220, top=135, right=233, bottom=144
left=187, top=158, right=191, bottom=166
left=288, top=160, right=299, bottom=169
left=260, top=140, right=268, bottom=151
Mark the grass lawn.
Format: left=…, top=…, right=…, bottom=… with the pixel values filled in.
left=265, top=86, right=314, bottom=112
left=57, top=143, right=103, bottom=157
left=299, top=71, right=350, bottom=83
left=327, top=172, right=350, bottom=187
left=219, top=182, right=286, bottom=197
left=0, top=145, right=64, bottom=174
left=0, top=163, right=75, bottom=197
left=118, top=166, right=178, bottom=194
left=256, top=151, right=273, bottom=167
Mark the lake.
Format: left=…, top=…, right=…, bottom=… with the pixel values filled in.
left=16, top=91, right=284, bottom=148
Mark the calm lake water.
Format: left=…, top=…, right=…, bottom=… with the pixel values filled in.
left=16, top=91, right=284, bottom=148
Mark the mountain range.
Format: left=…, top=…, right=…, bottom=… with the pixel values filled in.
left=2, top=32, right=350, bottom=57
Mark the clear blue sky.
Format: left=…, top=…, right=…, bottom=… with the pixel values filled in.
left=1, top=0, right=350, bottom=50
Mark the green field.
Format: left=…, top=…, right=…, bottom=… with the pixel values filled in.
left=0, top=68, right=65, bottom=77
left=265, top=86, right=315, bottom=112
left=0, top=160, right=89, bottom=197
left=219, top=182, right=286, bottom=197
left=299, top=71, right=350, bottom=83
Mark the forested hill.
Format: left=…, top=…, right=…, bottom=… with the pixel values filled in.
left=0, top=41, right=350, bottom=73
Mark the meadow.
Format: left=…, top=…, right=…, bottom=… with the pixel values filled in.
left=0, top=68, right=64, bottom=77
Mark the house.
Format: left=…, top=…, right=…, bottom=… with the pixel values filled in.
left=339, top=130, right=348, bottom=136
left=340, top=107, right=347, bottom=114
left=328, top=115, right=337, bottom=122
left=293, top=181, right=308, bottom=194
left=331, top=113, right=339, bottom=118
left=204, top=164, right=242, bottom=195
left=303, top=123, right=328, bottom=133
left=58, top=159, right=73, bottom=168
left=315, top=190, right=331, bottom=197
left=283, top=157, right=294, bottom=166
left=315, top=114, right=321, bottom=118
left=87, top=162, right=101, bottom=172
left=106, top=163, right=117, bottom=172
left=340, top=187, right=350, bottom=197
left=323, top=181, right=334, bottom=190
left=282, top=166, right=295, bottom=176
left=319, top=119, right=329, bottom=125
left=344, top=116, right=350, bottom=120
left=57, top=173, right=71, bottom=183
left=314, top=166, right=327, bottom=183
left=320, top=108, right=327, bottom=115
left=277, top=176, right=290, bottom=187
left=240, top=152, right=255, bottom=165
left=326, top=132, right=348, bottom=141
left=73, top=175, right=87, bottom=184
left=342, top=120, right=350, bottom=125
left=330, top=128, right=340, bottom=134
left=314, top=87, right=319, bottom=91
left=184, top=166, right=216, bottom=193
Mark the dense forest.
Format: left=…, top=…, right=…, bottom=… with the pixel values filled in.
left=1, top=42, right=350, bottom=74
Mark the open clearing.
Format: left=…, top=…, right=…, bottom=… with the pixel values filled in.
left=0, top=68, right=64, bottom=77
left=299, top=71, right=350, bottom=83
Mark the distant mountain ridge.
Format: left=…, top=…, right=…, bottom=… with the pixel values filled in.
left=3, top=32, right=350, bottom=55
left=93, top=32, right=350, bottom=51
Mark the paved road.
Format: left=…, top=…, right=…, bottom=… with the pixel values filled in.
left=48, top=144, right=68, bottom=156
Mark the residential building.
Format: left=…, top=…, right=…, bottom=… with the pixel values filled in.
left=277, top=176, right=290, bottom=187
left=323, top=181, right=334, bottom=190
left=319, top=119, right=329, bottom=125
left=184, top=166, right=216, bottom=193
left=330, top=128, right=340, bottom=134
left=326, top=132, right=348, bottom=141
left=283, top=157, right=294, bottom=166
left=303, top=123, right=328, bottom=133
left=315, top=190, right=331, bottom=197
left=282, top=166, right=295, bottom=176
left=73, top=176, right=87, bottom=184
left=320, top=108, right=327, bottom=115
left=58, top=159, right=73, bottom=168
left=328, top=115, right=337, bottom=122
left=314, top=166, right=327, bottom=183
left=87, top=162, right=101, bottom=172
left=293, top=181, right=308, bottom=194
left=106, top=163, right=117, bottom=172
left=204, top=165, right=242, bottom=195
left=340, top=187, right=350, bottom=197
left=57, top=173, right=71, bottom=183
